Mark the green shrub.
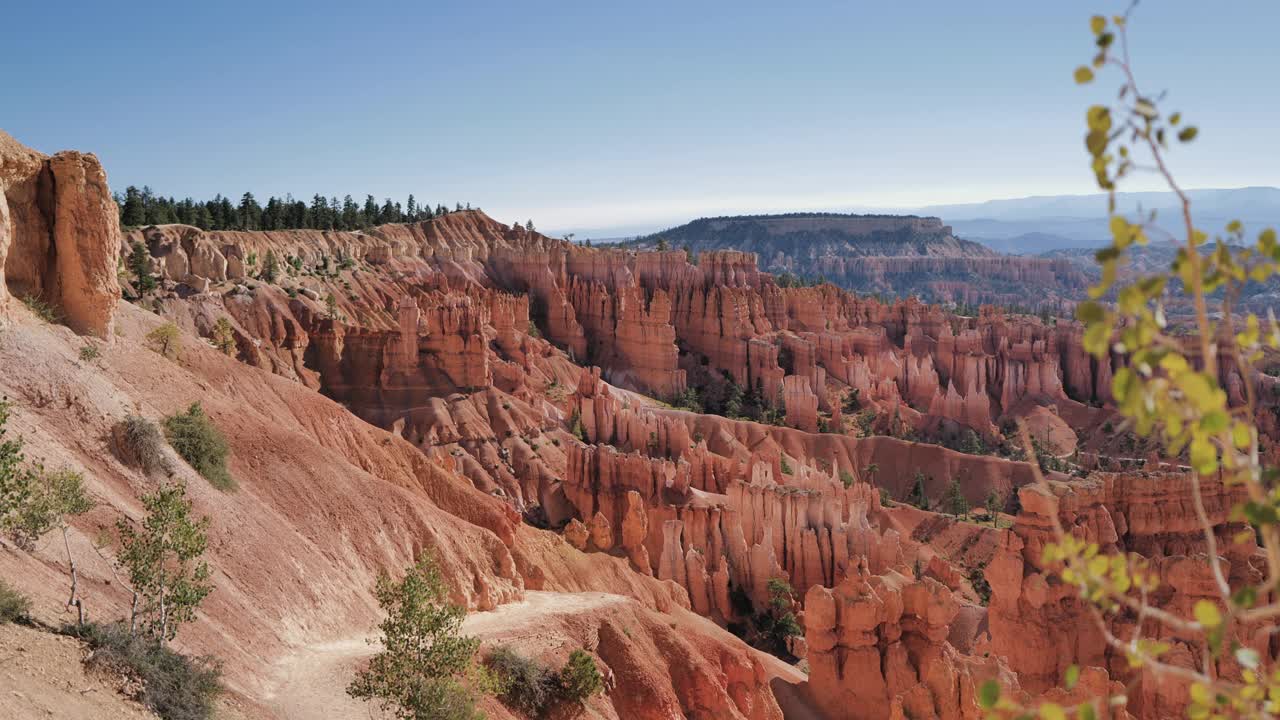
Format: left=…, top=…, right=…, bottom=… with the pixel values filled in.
left=118, top=415, right=171, bottom=476
left=146, top=323, right=182, bottom=360
left=879, top=487, right=894, bottom=507
left=20, top=295, right=62, bottom=324
left=347, top=556, right=484, bottom=720
left=0, top=579, right=31, bottom=623
left=779, top=457, right=793, bottom=476
left=839, top=469, right=855, bottom=488
left=65, top=622, right=222, bottom=720
left=559, top=649, right=603, bottom=703
left=489, top=645, right=558, bottom=716
left=79, top=344, right=101, bottom=363
left=163, top=404, right=233, bottom=491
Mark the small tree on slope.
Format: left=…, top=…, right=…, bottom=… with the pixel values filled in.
left=347, top=555, right=485, bottom=720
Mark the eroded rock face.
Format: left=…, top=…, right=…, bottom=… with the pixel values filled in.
left=986, top=472, right=1262, bottom=716
left=0, top=131, right=120, bottom=336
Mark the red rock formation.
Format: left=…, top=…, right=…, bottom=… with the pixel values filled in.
left=1, top=131, right=121, bottom=336
left=986, top=471, right=1262, bottom=717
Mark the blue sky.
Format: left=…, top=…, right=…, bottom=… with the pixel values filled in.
left=7, top=1, right=1278, bottom=236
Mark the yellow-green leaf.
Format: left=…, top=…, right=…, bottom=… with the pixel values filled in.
left=1178, top=126, right=1199, bottom=142
left=1074, top=66, right=1095, bottom=84
left=1064, top=664, right=1080, bottom=690
left=1193, top=600, right=1222, bottom=628
left=1190, top=436, right=1218, bottom=475
left=1040, top=702, right=1066, bottom=720
left=1090, top=15, right=1106, bottom=34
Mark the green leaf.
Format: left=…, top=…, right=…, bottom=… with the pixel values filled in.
left=1090, top=15, right=1106, bottom=34
left=1063, top=664, right=1080, bottom=690
left=1193, top=599, right=1222, bottom=628
left=1076, top=301, right=1105, bottom=324
left=1190, top=436, right=1218, bottom=475
left=1232, top=586, right=1257, bottom=609
left=1169, top=112, right=1182, bottom=125
left=1074, top=66, right=1095, bottom=84
left=1199, top=410, right=1228, bottom=434
left=1086, top=105, right=1111, bottom=132
left=978, top=679, right=1000, bottom=709
left=1040, top=703, right=1066, bottom=720
left=1079, top=703, right=1098, bottom=720
left=1178, top=126, right=1199, bottom=142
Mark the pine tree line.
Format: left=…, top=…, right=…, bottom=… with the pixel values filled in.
left=114, top=186, right=478, bottom=231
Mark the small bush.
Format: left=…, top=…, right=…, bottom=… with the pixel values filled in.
left=779, top=457, right=793, bottom=476
left=66, top=622, right=222, bottom=720
left=210, top=318, right=235, bottom=356
left=163, top=404, right=234, bottom=491
left=0, top=579, right=32, bottom=623
left=118, top=415, right=171, bottom=476
left=79, top=344, right=101, bottom=363
left=490, top=645, right=559, bottom=716
left=839, top=469, right=855, bottom=488
left=146, top=323, right=182, bottom=360
left=20, top=295, right=62, bottom=324
left=559, top=649, right=604, bottom=703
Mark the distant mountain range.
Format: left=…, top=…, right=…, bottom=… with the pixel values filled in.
left=915, top=187, right=1280, bottom=253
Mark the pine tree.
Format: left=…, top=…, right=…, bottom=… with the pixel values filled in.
left=943, top=479, right=969, bottom=517
left=260, top=250, right=280, bottom=283
left=238, top=192, right=262, bottom=230
left=406, top=195, right=417, bottom=219
left=129, top=241, right=157, bottom=296
left=121, top=186, right=146, bottom=226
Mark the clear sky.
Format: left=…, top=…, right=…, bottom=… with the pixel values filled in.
left=7, top=1, right=1278, bottom=236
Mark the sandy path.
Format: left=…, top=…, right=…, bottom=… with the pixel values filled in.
left=261, top=591, right=628, bottom=719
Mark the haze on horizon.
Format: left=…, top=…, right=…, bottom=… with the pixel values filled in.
left=8, top=0, right=1279, bottom=237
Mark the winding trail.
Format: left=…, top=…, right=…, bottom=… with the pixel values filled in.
left=260, top=591, right=629, bottom=719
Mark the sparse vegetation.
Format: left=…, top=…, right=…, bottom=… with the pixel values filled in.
left=879, top=487, right=894, bottom=507
left=129, top=241, right=158, bottom=296
left=559, top=649, right=604, bottom=703
left=839, top=469, right=855, bottom=488
left=163, top=404, right=233, bottom=491
left=0, top=400, right=94, bottom=621
left=146, top=323, right=182, bottom=360
left=211, top=318, right=235, bottom=356
left=0, top=578, right=32, bottom=623
left=64, top=621, right=222, bottom=720
left=905, top=471, right=930, bottom=510
left=756, top=577, right=803, bottom=659
left=117, top=481, right=212, bottom=642
left=984, top=490, right=1003, bottom=526
left=942, top=479, right=969, bottom=518
left=969, top=566, right=991, bottom=606
left=489, top=645, right=558, bottom=717
left=118, top=414, right=171, bottom=476
left=20, top=294, right=62, bottom=324
left=347, top=555, right=485, bottom=720
left=569, top=411, right=586, bottom=442
left=79, top=344, right=101, bottom=363
left=779, top=456, right=793, bottom=475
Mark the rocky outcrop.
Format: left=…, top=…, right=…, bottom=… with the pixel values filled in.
left=986, top=471, right=1262, bottom=716
left=0, top=131, right=121, bottom=336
